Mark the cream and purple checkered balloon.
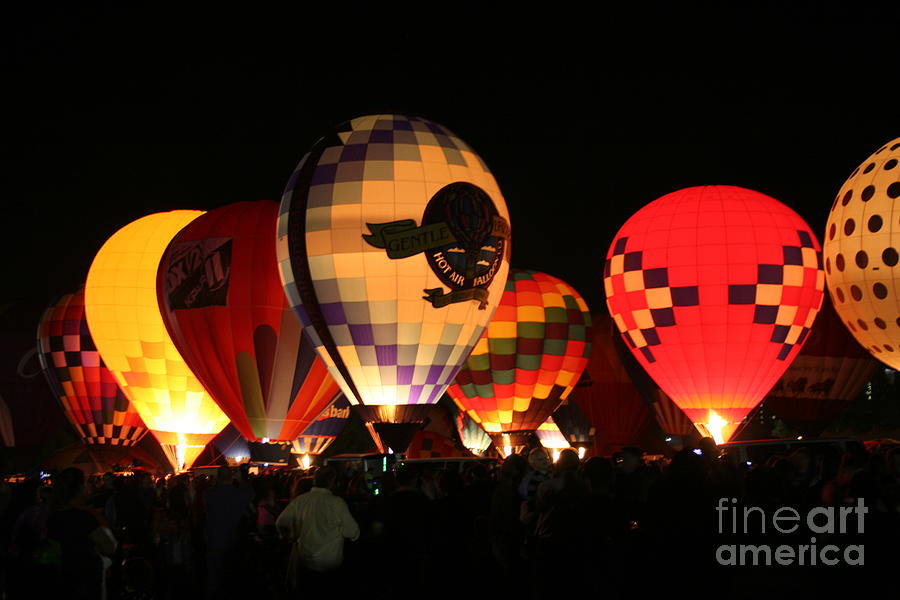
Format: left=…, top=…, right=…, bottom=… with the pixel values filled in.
left=277, top=115, right=511, bottom=408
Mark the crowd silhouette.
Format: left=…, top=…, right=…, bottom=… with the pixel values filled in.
left=1, top=439, right=899, bottom=600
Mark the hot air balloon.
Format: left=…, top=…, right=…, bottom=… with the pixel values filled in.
left=535, top=417, right=576, bottom=462
left=569, top=313, right=652, bottom=455
left=291, top=394, right=351, bottom=468
left=447, top=397, right=493, bottom=456
left=748, top=294, right=879, bottom=437
left=85, top=211, right=231, bottom=471
left=550, top=398, right=594, bottom=456
left=447, top=269, right=592, bottom=453
left=37, top=288, right=147, bottom=446
left=824, top=137, right=900, bottom=369
left=406, top=430, right=468, bottom=459
left=276, top=114, right=511, bottom=453
left=604, top=186, right=825, bottom=443
left=158, top=201, right=340, bottom=446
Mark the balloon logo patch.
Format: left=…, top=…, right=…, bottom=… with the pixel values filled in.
left=364, top=181, right=509, bottom=309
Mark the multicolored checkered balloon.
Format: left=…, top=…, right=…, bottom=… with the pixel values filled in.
left=37, top=288, right=147, bottom=446
left=447, top=269, right=592, bottom=446
left=604, top=185, right=825, bottom=443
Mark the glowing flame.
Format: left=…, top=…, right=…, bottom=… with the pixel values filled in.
left=300, top=454, right=311, bottom=470
left=175, top=435, right=187, bottom=473
left=503, top=434, right=512, bottom=458
left=578, top=447, right=586, bottom=460
left=704, top=410, right=728, bottom=445
left=552, top=449, right=561, bottom=463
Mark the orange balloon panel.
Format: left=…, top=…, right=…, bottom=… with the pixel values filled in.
left=604, top=186, right=825, bottom=442
left=447, top=269, right=592, bottom=434
left=85, top=211, right=231, bottom=470
left=824, top=137, right=900, bottom=369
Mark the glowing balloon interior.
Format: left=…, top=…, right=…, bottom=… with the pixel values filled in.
left=37, top=288, right=147, bottom=446
left=85, top=211, right=231, bottom=471
left=447, top=269, right=592, bottom=443
left=158, top=201, right=340, bottom=443
left=276, top=114, right=511, bottom=416
left=604, top=186, right=825, bottom=443
left=824, top=137, right=900, bottom=369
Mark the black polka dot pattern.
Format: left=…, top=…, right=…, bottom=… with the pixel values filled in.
left=824, top=136, right=900, bottom=369
left=861, top=186, right=875, bottom=202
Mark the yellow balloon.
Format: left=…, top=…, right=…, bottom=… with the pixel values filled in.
left=824, top=138, right=900, bottom=369
left=85, top=211, right=231, bottom=470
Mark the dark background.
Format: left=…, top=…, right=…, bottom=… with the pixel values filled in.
left=2, top=4, right=899, bottom=447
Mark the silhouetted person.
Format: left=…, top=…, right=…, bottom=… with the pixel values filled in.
left=47, top=467, right=117, bottom=600
left=379, top=464, right=431, bottom=596
left=532, top=449, right=591, bottom=597
left=490, top=453, right=527, bottom=586
left=203, top=467, right=252, bottom=599
left=276, top=466, right=359, bottom=593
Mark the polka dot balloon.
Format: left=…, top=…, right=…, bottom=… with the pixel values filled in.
left=825, top=138, right=900, bottom=369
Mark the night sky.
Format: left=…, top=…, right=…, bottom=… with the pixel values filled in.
left=4, top=4, right=900, bottom=327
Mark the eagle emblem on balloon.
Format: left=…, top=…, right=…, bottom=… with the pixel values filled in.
left=364, top=181, right=509, bottom=308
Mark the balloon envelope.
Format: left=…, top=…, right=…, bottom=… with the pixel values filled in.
left=824, top=137, right=900, bottom=369
left=292, top=394, right=351, bottom=456
left=604, top=186, right=825, bottom=443
left=276, top=115, right=512, bottom=421
left=447, top=269, right=592, bottom=443
left=535, top=417, right=569, bottom=450
left=37, top=288, right=147, bottom=446
left=158, top=201, right=340, bottom=442
left=753, top=293, right=879, bottom=436
left=568, top=313, right=651, bottom=455
left=85, top=211, right=231, bottom=471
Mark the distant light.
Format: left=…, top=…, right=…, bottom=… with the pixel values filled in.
left=263, top=463, right=269, bottom=467
left=797, top=436, right=803, bottom=440
left=665, top=436, right=672, bottom=442
left=262, top=437, right=269, bottom=444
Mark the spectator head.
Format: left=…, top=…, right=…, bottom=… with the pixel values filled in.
left=527, top=447, right=551, bottom=473
left=500, top=453, right=527, bottom=483
left=618, top=447, right=644, bottom=473
left=557, top=448, right=580, bottom=474
left=313, top=466, right=337, bottom=490
left=698, top=437, right=719, bottom=456
left=51, top=467, right=86, bottom=510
